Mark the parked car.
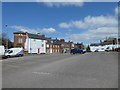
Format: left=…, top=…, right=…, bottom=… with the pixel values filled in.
left=62, top=49, right=67, bottom=53
left=114, top=47, right=120, bottom=52
left=105, top=47, right=111, bottom=52
left=5, top=48, right=24, bottom=58
left=94, top=49, right=99, bottom=52
left=70, top=48, right=86, bottom=54
left=0, top=45, right=5, bottom=58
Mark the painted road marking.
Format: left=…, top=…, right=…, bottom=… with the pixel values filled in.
left=33, top=72, right=51, bottom=75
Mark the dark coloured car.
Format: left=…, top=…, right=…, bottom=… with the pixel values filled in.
left=114, top=47, right=120, bottom=52
left=70, top=48, right=86, bottom=54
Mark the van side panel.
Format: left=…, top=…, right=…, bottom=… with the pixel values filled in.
left=0, top=46, right=5, bottom=56
left=16, top=50, right=24, bottom=56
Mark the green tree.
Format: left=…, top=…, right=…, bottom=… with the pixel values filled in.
left=0, top=33, right=13, bottom=49
left=86, top=45, right=91, bottom=52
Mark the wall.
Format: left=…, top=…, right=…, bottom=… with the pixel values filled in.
left=14, top=33, right=26, bottom=48
left=24, top=37, right=46, bottom=54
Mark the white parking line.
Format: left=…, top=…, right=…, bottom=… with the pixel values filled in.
left=33, top=72, right=51, bottom=75
left=0, top=59, right=10, bottom=62
left=6, top=65, right=20, bottom=68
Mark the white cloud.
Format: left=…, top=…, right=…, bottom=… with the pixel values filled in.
left=41, top=27, right=56, bottom=33
left=59, top=15, right=117, bottom=29
left=36, top=0, right=89, bottom=7
left=65, top=27, right=118, bottom=43
left=59, top=7, right=118, bottom=43
left=37, top=0, right=85, bottom=2
left=43, top=2, right=84, bottom=7
left=9, top=25, right=56, bottom=34
left=2, top=0, right=119, bottom=2
left=9, top=25, right=39, bottom=34
left=59, top=23, right=71, bottom=28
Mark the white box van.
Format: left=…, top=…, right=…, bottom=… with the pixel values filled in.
left=0, top=45, right=5, bottom=58
left=5, top=48, right=24, bottom=57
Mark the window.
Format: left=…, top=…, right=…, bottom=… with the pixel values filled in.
left=9, top=50, right=13, bottom=54
left=42, top=44, right=44, bottom=47
left=18, top=37, right=22, bottom=43
left=19, top=34, right=23, bottom=36
left=34, top=39, right=36, bottom=41
left=47, top=44, right=49, bottom=48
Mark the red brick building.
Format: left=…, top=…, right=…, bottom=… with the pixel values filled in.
left=46, top=38, right=61, bottom=53
left=74, top=43, right=84, bottom=49
left=101, top=38, right=117, bottom=45
left=14, top=31, right=26, bottom=48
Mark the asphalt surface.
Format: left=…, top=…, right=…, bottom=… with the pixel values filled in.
left=2, top=52, right=118, bottom=88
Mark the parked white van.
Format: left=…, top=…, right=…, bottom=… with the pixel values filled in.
left=0, top=45, right=5, bottom=58
left=5, top=48, right=24, bottom=57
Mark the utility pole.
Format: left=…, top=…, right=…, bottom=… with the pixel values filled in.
left=5, top=24, right=8, bottom=49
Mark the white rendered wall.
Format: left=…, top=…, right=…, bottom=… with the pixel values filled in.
left=24, top=38, right=46, bottom=54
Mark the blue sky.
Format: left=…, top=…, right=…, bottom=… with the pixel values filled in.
left=2, top=2, right=118, bottom=44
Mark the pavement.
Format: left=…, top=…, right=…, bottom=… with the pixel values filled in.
left=2, top=52, right=118, bottom=88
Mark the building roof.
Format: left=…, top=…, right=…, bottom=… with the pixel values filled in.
left=90, top=43, right=100, bottom=46
left=104, top=37, right=116, bottom=42
left=53, top=42, right=62, bottom=45
left=101, top=42, right=113, bottom=45
left=14, top=31, right=26, bottom=34
left=14, top=31, right=47, bottom=40
left=27, top=33, right=46, bottom=40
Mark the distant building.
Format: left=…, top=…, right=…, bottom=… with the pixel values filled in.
left=118, top=38, right=120, bottom=44
left=101, top=37, right=117, bottom=45
left=90, top=37, right=118, bottom=52
left=14, top=31, right=46, bottom=54
left=14, top=31, right=81, bottom=54
left=46, top=38, right=61, bottom=53
left=46, top=39, right=75, bottom=53
left=24, top=33, right=46, bottom=54
left=90, top=37, right=117, bottom=46
left=74, top=43, right=84, bottom=49
left=52, top=43, right=61, bottom=53
left=46, top=40, right=53, bottom=54
left=14, top=31, right=27, bottom=48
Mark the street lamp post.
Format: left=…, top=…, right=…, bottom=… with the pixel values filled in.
left=5, top=25, right=8, bottom=49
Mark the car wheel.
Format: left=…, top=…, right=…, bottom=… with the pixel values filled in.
left=7, top=55, right=10, bottom=58
left=19, top=54, right=23, bottom=57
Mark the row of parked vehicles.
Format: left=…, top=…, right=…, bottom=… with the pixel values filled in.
left=0, top=45, right=24, bottom=58
left=70, top=45, right=120, bottom=55
left=90, top=44, right=120, bottom=52
left=94, top=48, right=120, bottom=52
